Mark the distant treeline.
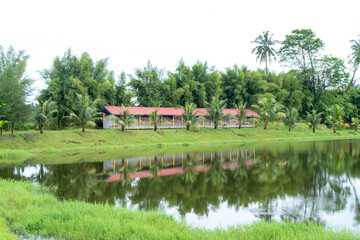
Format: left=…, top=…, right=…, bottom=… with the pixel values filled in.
left=1, top=28, right=360, bottom=130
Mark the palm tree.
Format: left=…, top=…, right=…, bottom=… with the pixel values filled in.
left=205, top=97, right=230, bottom=129
left=181, top=103, right=199, bottom=130
left=349, top=37, right=360, bottom=90
left=252, top=97, right=283, bottom=130
left=68, top=94, right=103, bottom=132
left=149, top=107, right=162, bottom=131
left=108, top=106, right=137, bottom=131
left=282, top=107, right=298, bottom=132
left=351, top=117, right=359, bottom=131
left=34, top=98, right=58, bottom=134
left=326, top=104, right=344, bottom=133
left=251, top=31, right=279, bottom=74
left=306, top=110, right=322, bottom=133
left=234, top=101, right=248, bottom=129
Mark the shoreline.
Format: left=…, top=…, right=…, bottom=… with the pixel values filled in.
left=1, top=123, right=360, bottom=161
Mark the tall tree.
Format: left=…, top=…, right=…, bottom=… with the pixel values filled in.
left=278, top=29, right=324, bottom=111
left=129, top=61, right=164, bottom=107
left=114, top=72, right=135, bottom=106
left=39, top=49, right=115, bottom=128
left=251, top=31, right=279, bottom=74
left=0, top=46, right=33, bottom=134
left=348, top=37, right=360, bottom=90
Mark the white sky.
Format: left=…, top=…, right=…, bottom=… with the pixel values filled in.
left=1, top=0, right=360, bottom=100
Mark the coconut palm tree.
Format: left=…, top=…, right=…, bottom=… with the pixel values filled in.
left=326, top=104, right=344, bottom=133
left=306, top=110, right=322, bottom=133
left=349, top=37, right=360, bottom=89
left=234, top=101, right=248, bottom=129
left=181, top=103, right=200, bottom=130
left=282, top=107, right=298, bottom=132
left=205, top=97, right=230, bottom=129
left=351, top=117, right=359, bottom=131
left=251, top=31, right=279, bottom=74
left=108, top=106, right=137, bottom=131
left=252, top=97, right=283, bottom=130
left=68, top=94, right=103, bottom=132
left=34, top=98, right=58, bottom=134
left=149, top=107, right=162, bottom=131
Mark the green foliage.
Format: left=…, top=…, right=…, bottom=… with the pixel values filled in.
left=282, top=107, right=298, bottom=131
left=39, top=49, right=115, bottom=128
left=252, top=97, right=283, bottom=130
left=306, top=110, right=322, bottom=133
left=205, top=97, right=230, bottom=129
left=349, top=37, right=360, bottom=89
left=68, top=94, right=103, bottom=132
left=234, top=101, right=247, bottom=129
left=181, top=103, right=200, bottom=130
left=351, top=117, right=359, bottom=131
left=0, top=120, right=8, bottom=135
left=34, top=98, right=58, bottom=134
left=251, top=31, right=279, bottom=74
left=326, top=104, right=345, bottom=133
left=108, top=107, right=137, bottom=131
left=0, top=46, right=33, bottom=134
left=149, top=107, right=162, bottom=131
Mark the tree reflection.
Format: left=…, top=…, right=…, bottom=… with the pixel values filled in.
left=1, top=139, right=360, bottom=227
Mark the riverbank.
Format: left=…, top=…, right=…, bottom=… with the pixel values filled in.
left=1, top=123, right=360, bottom=160
left=0, top=179, right=358, bottom=240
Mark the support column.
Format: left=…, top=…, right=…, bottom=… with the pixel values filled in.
left=139, top=116, right=142, bottom=128
left=172, top=116, right=175, bottom=127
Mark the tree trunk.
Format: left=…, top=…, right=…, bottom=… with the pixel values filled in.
left=313, top=128, right=315, bottom=133
left=264, top=120, right=268, bottom=130
left=154, top=125, right=157, bottom=131
left=214, top=123, right=217, bottom=129
left=289, top=127, right=291, bottom=132
left=333, top=127, right=336, bottom=133
left=122, top=126, right=125, bottom=131
left=82, top=127, right=85, bottom=132
left=186, top=125, right=190, bottom=131
left=238, top=123, right=242, bottom=129
left=0, top=128, right=2, bottom=135
left=11, top=123, right=14, bottom=135
left=40, top=127, right=43, bottom=134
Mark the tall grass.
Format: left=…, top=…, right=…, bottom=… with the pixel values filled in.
left=0, top=179, right=358, bottom=240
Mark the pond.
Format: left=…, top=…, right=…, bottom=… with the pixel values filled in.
left=0, top=139, right=359, bottom=230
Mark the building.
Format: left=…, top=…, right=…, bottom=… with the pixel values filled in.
left=101, top=106, right=259, bottom=129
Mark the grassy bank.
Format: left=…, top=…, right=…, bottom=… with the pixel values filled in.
left=1, top=123, right=360, bottom=160
left=0, top=179, right=358, bottom=240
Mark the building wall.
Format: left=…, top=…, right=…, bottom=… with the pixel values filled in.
left=103, top=115, right=255, bottom=129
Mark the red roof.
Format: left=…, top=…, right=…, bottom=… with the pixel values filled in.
left=102, top=106, right=259, bottom=117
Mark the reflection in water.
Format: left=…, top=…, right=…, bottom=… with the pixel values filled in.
left=0, top=139, right=360, bottom=229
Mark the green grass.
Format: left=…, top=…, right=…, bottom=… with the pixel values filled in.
left=0, top=179, right=358, bottom=240
left=1, top=123, right=360, bottom=161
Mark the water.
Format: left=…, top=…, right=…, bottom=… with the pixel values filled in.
left=1, top=139, right=360, bottom=230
